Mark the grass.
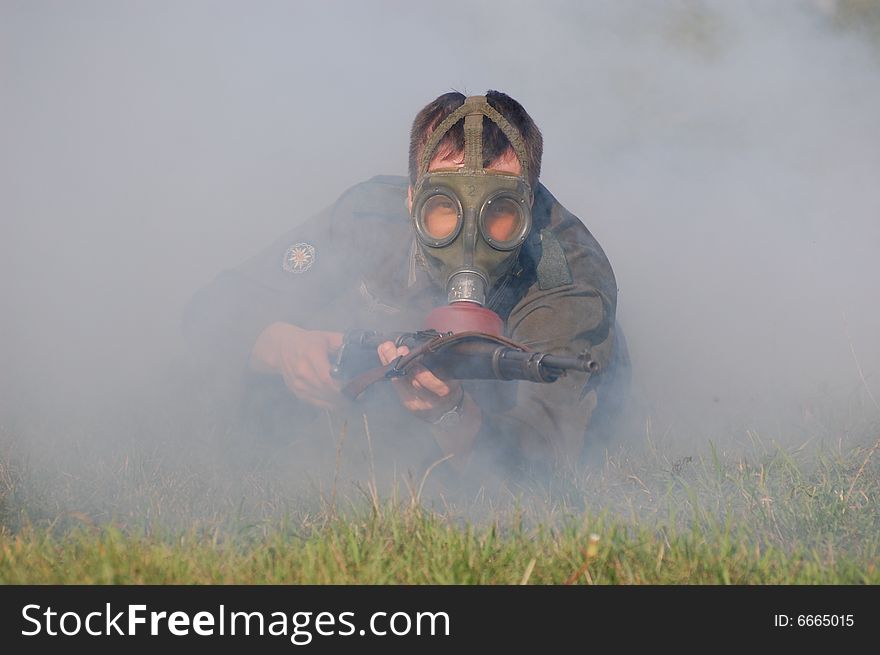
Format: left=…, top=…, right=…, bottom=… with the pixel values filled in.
left=0, top=505, right=876, bottom=584
left=1, top=422, right=878, bottom=584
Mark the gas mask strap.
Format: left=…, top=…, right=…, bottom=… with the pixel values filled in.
left=418, top=96, right=531, bottom=184
left=479, top=102, right=530, bottom=182
left=463, top=113, right=483, bottom=173
left=419, top=99, right=480, bottom=178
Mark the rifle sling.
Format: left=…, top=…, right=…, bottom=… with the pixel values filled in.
left=341, top=331, right=529, bottom=400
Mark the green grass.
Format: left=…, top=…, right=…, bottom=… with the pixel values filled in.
left=2, top=428, right=878, bottom=584
left=0, top=505, right=876, bottom=584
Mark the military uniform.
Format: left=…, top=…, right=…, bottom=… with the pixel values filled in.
left=183, top=175, right=627, bottom=478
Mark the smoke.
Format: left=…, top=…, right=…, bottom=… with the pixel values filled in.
left=558, top=1, right=880, bottom=440
left=2, top=1, right=879, bottom=519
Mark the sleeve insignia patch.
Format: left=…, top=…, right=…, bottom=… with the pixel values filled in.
left=282, top=242, right=316, bottom=274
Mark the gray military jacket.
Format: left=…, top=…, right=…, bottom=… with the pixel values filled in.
left=183, top=175, right=623, bottom=474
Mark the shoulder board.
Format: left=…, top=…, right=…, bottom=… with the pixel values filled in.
left=536, top=228, right=573, bottom=290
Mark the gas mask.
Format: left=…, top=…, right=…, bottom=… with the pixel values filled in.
left=411, top=96, right=533, bottom=313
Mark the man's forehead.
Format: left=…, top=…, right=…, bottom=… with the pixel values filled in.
left=428, top=148, right=522, bottom=176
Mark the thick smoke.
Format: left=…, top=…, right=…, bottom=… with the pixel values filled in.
left=1, top=1, right=878, bottom=518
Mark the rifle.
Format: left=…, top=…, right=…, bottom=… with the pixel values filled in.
left=331, top=329, right=599, bottom=400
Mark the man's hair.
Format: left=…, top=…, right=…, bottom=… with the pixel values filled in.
left=408, top=90, right=543, bottom=189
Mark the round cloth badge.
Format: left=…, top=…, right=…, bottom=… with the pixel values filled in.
left=282, top=242, right=316, bottom=274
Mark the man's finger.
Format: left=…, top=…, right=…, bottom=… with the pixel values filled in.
left=377, top=341, right=397, bottom=366
left=310, top=352, right=341, bottom=391
left=325, top=331, right=344, bottom=353
left=409, top=363, right=451, bottom=397
left=282, top=374, right=329, bottom=408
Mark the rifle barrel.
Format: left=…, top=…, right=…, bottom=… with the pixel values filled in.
left=336, top=330, right=597, bottom=384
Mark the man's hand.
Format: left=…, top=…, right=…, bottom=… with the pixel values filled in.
left=250, top=322, right=343, bottom=409
left=378, top=340, right=482, bottom=469
left=377, top=341, right=463, bottom=421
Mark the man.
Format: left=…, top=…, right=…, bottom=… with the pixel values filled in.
left=183, top=91, right=627, bottom=479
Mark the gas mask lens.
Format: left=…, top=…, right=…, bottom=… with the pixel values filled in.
left=480, top=194, right=528, bottom=249
left=417, top=193, right=462, bottom=246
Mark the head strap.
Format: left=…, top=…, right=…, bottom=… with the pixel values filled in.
left=418, top=95, right=530, bottom=183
